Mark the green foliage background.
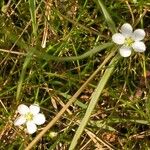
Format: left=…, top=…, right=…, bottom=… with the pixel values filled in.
left=0, top=0, right=150, bottom=149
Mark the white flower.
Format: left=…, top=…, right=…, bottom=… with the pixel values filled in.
left=14, top=104, right=46, bottom=134
left=112, top=23, right=146, bottom=57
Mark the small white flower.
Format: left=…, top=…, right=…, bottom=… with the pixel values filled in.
left=14, top=104, right=46, bottom=134
left=112, top=23, right=146, bottom=57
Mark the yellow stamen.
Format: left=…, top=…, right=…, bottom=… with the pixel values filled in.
left=25, top=112, right=33, bottom=121
left=125, top=37, right=134, bottom=46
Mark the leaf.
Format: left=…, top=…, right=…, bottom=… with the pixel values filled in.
left=95, top=0, right=117, bottom=33
left=69, top=53, right=120, bottom=150
left=29, top=0, right=37, bottom=36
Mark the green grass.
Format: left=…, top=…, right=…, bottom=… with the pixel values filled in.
left=0, top=0, right=150, bottom=149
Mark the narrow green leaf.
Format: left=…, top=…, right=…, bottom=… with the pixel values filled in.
left=95, top=0, right=116, bottom=33
left=37, top=42, right=113, bottom=61
left=69, top=53, right=120, bottom=150
left=29, top=0, right=37, bottom=36
left=16, top=48, right=36, bottom=103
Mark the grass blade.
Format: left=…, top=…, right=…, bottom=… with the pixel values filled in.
left=69, top=53, right=120, bottom=150
left=16, top=48, right=36, bottom=103
left=29, top=0, right=37, bottom=36
left=95, top=0, right=117, bottom=33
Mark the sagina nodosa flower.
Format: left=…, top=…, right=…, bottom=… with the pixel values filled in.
left=14, top=104, right=45, bottom=134
left=112, top=23, right=146, bottom=57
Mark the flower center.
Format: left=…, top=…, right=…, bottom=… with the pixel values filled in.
left=25, top=112, right=33, bottom=121
left=125, top=37, right=134, bottom=47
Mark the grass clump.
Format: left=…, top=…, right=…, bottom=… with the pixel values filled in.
left=0, top=0, right=150, bottom=149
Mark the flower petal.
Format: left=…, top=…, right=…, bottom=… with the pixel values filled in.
left=119, top=46, right=132, bottom=57
left=132, top=29, right=146, bottom=41
left=112, top=33, right=125, bottom=44
left=33, top=113, right=45, bottom=125
left=26, top=121, right=37, bottom=134
left=14, top=116, right=26, bottom=126
left=132, top=41, right=146, bottom=52
left=29, top=104, right=40, bottom=115
left=18, top=104, right=29, bottom=115
left=121, top=23, right=133, bottom=36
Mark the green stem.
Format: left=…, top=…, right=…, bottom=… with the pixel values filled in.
left=37, top=43, right=113, bottom=61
